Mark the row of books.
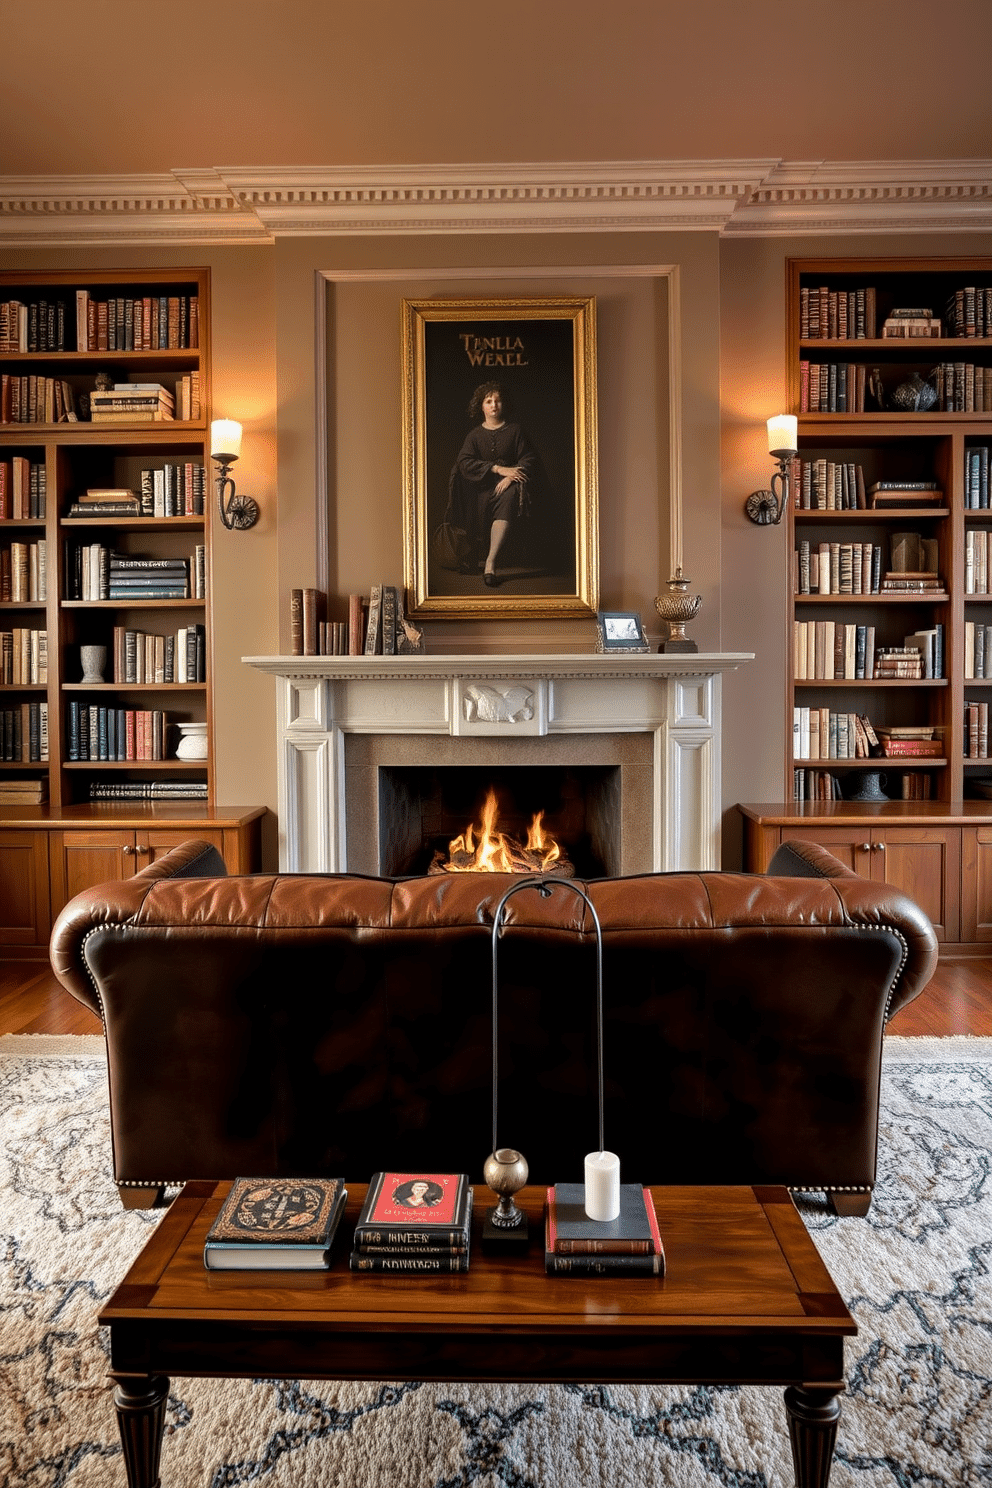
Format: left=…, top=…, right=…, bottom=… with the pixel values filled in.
left=799, top=286, right=877, bottom=340
left=74, top=290, right=199, bottom=352
left=110, top=624, right=206, bottom=685
left=0, top=541, right=46, bottom=603
left=791, top=459, right=867, bottom=510
left=64, top=544, right=206, bottom=601
left=965, top=702, right=991, bottom=759
left=66, top=703, right=170, bottom=761
left=0, top=297, right=68, bottom=352
left=932, top=363, right=992, bottom=413
left=200, top=1171, right=665, bottom=1280
left=792, top=769, right=933, bottom=802
left=964, top=622, right=992, bottom=679
left=0, top=458, right=46, bottom=519
left=66, top=465, right=208, bottom=520
left=287, top=586, right=426, bottom=658
left=0, top=701, right=48, bottom=762
left=793, top=622, right=944, bottom=681
left=0, top=628, right=47, bottom=685
left=793, top=711, right=943, bottom=762
left=944, top=288, right=992, bottom=339
left=799, top=361, right=869, bottom=413
left=795, top=541, right=882, bottom=595
left=363, top=584, right=424, bottom=655
left=797, top=285, right=991, bottom=342
left=1, top=374, right=78, bottom=424
left=965, top=447, right=991, bottom=508
left=89, top=780, right=207, bottom=800
left=964, top=529, right=992, bottom=593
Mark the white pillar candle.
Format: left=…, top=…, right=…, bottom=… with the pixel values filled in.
left=767, top=414, right=797, bottom=455
left=584, top=1150, right=620, bottom=1221
left=210, top=419, right=242, bottom=459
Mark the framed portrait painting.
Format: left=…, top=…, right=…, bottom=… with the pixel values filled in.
left=402, top=297, right=599, bottom=620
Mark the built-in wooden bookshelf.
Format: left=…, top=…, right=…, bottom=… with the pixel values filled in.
left=787, top=256, right=992, bottom=807
left=741, top=256, right=992, bottom=952
left=0, top=266, right=264, bottom=954
left=0, top=267, right=213, bottom=808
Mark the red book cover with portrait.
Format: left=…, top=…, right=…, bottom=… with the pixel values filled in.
left=353, top=1171, right=472, bottom=1248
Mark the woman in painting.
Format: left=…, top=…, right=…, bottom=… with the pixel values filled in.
left=444, top=382, right=539, bottom=587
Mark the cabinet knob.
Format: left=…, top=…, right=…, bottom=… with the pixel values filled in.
left=122, top=845, right=135, bottom=856
left=874, top=841, right=886, bottom=852
left=859, top=842, right=871, bottom=852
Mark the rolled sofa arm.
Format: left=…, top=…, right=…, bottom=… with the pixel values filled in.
left=766, top=837, right=938, bottom=1020
left=49, top=838, right=228, bottom=1018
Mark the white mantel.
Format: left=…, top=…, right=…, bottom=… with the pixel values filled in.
left=244, top=653, right=752, bottom=874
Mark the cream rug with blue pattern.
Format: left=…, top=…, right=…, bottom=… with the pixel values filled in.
left=2, top=1034, right=990, bottom=1487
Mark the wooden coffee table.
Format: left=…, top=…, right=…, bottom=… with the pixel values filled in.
left=99, top=1182, right=855, bottom=1488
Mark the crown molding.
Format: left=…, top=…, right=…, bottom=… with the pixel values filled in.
left=0, top=160, right=989, bottom=245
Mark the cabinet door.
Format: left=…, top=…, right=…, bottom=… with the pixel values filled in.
left=136, top=827, right=224, bottom=869
left=770, top=826, right=874, bottom=876
left=960, top=827, right=992, bottom=943
left=872, top=827, right=960, bottom=943
left=49, top=830, right=138, bottom=918
left=0, top=831, right=51, bottom=950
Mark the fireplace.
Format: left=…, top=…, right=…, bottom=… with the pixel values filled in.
left=244, top=653, right=752, bottom=874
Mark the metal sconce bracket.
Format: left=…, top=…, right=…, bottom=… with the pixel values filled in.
left=212, top=453, right=259, bottom=531
left=745, top=451, right=794, bottom=526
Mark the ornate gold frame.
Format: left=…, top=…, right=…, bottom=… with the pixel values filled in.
left=402, top=297, right=599, bottom=620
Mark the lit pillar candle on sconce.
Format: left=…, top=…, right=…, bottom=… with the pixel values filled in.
left=745, top=414, right=798, bottom=526
left=210, top=419, right=259, bottom=530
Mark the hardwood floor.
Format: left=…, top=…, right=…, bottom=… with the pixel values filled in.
left=1, top=956, right=991, bottom=1037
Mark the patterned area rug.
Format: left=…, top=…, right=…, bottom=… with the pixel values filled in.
left=1, top=1034, right=990, bottom=1488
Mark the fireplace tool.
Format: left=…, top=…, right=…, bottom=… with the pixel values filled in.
left=483, top=876, right=617, bottom=1254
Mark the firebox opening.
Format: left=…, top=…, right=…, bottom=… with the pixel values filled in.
left=378, top=766, right=621, bottom=878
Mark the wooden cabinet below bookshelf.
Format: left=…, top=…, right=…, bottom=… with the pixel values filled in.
left=735, top=801, right=992, bottom=952
left=0, top=805, right=265, bottom=958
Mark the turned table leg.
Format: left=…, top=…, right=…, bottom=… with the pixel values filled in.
left=110, top=1372, right=169, bottom=1488
left=784, top=1384, right=842, bottom=1488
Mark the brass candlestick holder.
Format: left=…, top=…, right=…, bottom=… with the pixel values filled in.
left=655, top=568, right=702, bottom=653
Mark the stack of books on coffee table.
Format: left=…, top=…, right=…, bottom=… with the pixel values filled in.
left=349, top=1171, right=473, bottom=1273
left=545, top=1183, right=665, bottom=1276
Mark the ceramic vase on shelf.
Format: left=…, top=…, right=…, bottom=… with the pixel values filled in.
left=174, top=722, right=208, bottom=761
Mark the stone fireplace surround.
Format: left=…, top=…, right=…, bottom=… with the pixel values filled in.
left=244, top=654, right=751, bottom=874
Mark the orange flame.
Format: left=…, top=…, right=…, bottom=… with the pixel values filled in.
left=442, top=788, right=563, bottom=873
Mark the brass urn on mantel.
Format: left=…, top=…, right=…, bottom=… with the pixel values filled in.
left=654, top=569, right=702, bottom=653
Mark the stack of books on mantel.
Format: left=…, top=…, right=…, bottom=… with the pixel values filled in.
left=544, top=1183, right=665, bottom=1276
left=349, top=1171, right=473, bottom=1273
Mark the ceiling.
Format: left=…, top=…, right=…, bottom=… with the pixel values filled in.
left=2, top=0, right=990, bottom=178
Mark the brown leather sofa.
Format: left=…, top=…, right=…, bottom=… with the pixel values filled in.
left=49, top=837, right=937, bottom=1215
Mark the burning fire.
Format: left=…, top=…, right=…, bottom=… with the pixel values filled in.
left=431, top=787, right=572, bottom=875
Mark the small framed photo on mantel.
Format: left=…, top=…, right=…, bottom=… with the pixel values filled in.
left=595, top=611, right=650, bottom=653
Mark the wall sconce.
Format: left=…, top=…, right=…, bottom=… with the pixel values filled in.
left=745, top=415, right=798, bottom=526
left=210, top=420, right=260, bottom=531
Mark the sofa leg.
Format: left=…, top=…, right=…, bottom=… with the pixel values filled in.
left=118, top=1185, right=165, bottom=1210
left=827, top=1190, right=872, bottom=1218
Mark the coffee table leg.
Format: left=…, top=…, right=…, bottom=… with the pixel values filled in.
left=784, top=1384, right=842, bottom=1488
left=110, top=1372, right=169, bottom=1488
